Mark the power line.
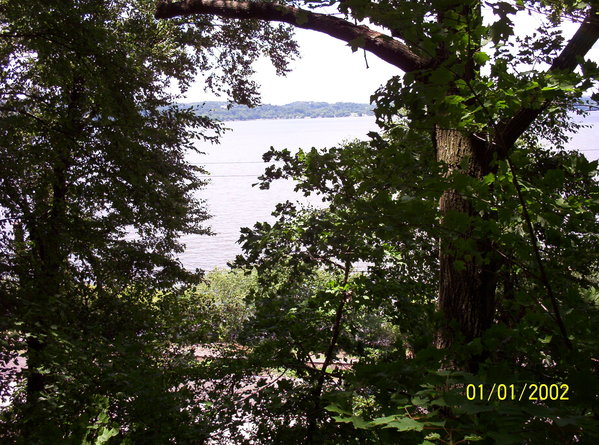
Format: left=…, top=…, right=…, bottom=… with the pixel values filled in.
left=198, top=174, right=264, bottom=178
left=190, top=146, right=599, bottom=176
left=200, top=161, right=271, bottom=165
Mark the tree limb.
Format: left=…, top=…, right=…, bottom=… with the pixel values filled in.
left=505, top=157, right=573, bottom=350
left=155, top=1, right=598, bottom=152
left=155, top=0, right=429, bottom=72
left=305, top=261, right=351, bottom=443
left=497, top=7, right=599, bottom=155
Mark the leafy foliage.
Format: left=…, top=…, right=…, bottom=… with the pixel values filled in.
left=203, top=0, right=599, bottom=441
left=227, top=128, right=599, bottom=443
left=2, top=0, right=598, bottom=443
left=179, top=268, right=256, bottom=343
left=0, top=0, right=297, bottom=441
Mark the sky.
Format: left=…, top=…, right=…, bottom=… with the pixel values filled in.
left=182, top=27, right=400, bottom=105
left=180, top=11, right=599, bottom=106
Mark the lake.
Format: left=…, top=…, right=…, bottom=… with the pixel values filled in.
left=181, top=114, right=598, bottom=271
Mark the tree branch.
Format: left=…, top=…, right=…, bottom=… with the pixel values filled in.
left=505, top=157, right=573, bottom=350
left=497, top=7, right=599, bottom=155
left=305, top=261, right=351, bottom=443
left=155, top=0, right=428, bottom=72
left=156, top=1, right=598, bottom=152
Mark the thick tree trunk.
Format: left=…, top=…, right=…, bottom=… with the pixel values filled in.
left=435, top=128, right=498, bottom=352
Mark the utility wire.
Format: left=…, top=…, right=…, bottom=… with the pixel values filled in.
left=198, top=174, right=264, bottom=178
left=200, top=161, right=272, bottom=164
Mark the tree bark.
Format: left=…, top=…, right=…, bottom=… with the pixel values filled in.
left=435, top=128, right=498, bottom=353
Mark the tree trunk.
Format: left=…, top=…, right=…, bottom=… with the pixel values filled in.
left=435, top=128, right=498, bottom=354
left=22, top=164, right=68, bottom=432
left=21, top=78, right=80, bottom=435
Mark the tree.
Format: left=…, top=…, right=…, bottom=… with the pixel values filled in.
left=231, top=127, right=599, bottom=443
left=155, top=0, right=598, bottom=359
left=0, top=0, right=297, bottom=441
left=155, top=0, right=599, bottom=442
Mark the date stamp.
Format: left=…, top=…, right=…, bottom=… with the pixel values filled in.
left=465, top=383, right=569, bottom=401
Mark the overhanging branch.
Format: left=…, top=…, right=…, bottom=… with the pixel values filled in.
left=497, top=7, right=599, bottom=154
left=155, top=0, right=428, bottom=72
left=156, top=1, right=599, bottom=151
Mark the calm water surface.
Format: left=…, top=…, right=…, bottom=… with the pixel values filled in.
left=181, top=117, right=379, bottom=270
left=180, top=114, right=598, bottom=271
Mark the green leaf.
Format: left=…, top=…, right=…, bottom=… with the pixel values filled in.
left=325, top=404, right=352, bottom=416
left=96, top=427, right=119, bottom=444
left=380, top=417, right=424, bottom=432
left=348, top=36, right=366, bottom=52
left=473, top=52, right=490, bottom=65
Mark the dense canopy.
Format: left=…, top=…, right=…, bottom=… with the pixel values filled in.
left=155, top=0, right=599, bottom=442
left=0, top=0, right=598, bottom=443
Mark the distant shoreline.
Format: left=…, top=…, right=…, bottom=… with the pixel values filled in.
left=181, top=101, right=374, bottom=122
left=179, top=98, right=598, bottom=122
left=219, top=115, right=375, bottom=124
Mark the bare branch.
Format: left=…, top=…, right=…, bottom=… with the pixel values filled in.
left=155, top=0, right=428, bottom=72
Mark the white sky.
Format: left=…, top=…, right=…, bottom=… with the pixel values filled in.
left=182, top=28, right=399, bottom=105
left=180, top=12, right=598, bottom=105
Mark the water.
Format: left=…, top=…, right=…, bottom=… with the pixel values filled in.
left=180, top=114, right=598, bottom=271
left=182, top=116, right=379, bottom=271
left=570, top=112, right=599, bottom=160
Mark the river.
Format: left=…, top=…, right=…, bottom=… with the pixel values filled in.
left=180, top=114, right=598, bottom=271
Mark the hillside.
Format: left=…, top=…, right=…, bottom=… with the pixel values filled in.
left=182, top=101, right=374, bottom=121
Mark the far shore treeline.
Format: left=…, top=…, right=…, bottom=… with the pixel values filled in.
left=181, top=99, right=597, bottom=122
left=182, top=101, right=374, bottom=121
